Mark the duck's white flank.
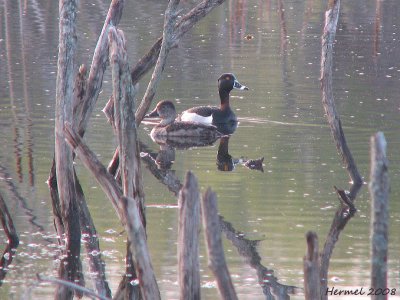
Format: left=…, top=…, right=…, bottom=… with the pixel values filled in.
left=180, top=112, right=213, bottom=124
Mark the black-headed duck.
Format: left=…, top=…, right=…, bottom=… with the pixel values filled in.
left=146, top=100, right=222, bottom=139
left=178, top=73, right=248, bottom=125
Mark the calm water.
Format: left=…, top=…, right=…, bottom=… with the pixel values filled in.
left=0, top=0, right=399, bottom=299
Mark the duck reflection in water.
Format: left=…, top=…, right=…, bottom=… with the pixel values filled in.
left=144, top=136, right=219, bottom=171
left=217, top=136, right=264, bottom=172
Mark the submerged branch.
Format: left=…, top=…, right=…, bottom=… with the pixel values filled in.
left=37, top=274, right=110, bottom=300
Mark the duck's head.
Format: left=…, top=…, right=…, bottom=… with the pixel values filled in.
left=146, top=100, right=177, bottom=125
left=218, top=73, right=249, bottom=93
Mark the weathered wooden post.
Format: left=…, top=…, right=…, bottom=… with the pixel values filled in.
left=369, top=132, right=389, bottom=300
left=178, top=171, right=201, bottom=300
left=303, top=231, right=321, bottom=300
left=201, top=188, right=238, bottom=300
left=55, top=0, right=81, bottom=298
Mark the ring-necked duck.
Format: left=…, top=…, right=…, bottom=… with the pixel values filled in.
left=146, top=100, right=222, bottom=139
left=178, top=73, right=249, bottom=125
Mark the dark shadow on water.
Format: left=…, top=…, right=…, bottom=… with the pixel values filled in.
left=219, top=216, right=299, bottom=299
left=0, top=192, right=19, bottom=286
left=0, top=164, right=45, bottom=233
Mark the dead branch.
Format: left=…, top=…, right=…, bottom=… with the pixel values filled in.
left=319, top=2, right=365, bottom=298
left=109, top=26, right=149, bottom=298
left=64, top=123, right=124, bottom=221
left=130, top=0, right=226, bottom=87
left=369, top=132, right=389, bottom=298
left=319, top=199, right=358, bottom=300
left=178, top=171, right=201, bottom=300
left=76, top=0, right=125, bottom=136
left=320, top=0, right=363, bottom=188
left=109, top=26, right=145, bottom=218
left=135, top=0, right=180, bottom=126
left=201, top=188, right=238, bottom=300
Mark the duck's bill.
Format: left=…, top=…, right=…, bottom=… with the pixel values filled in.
left=233, top=80, right=249, bottom=91
left=145, top=109, right=159, bottom=118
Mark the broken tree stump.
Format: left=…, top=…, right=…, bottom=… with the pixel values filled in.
left=178, top=171, right=201, bottom=300
left=369, top=132, right=389, bottom=300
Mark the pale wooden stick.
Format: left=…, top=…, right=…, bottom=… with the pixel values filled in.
left=201, top=188, right=238, bottom=300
